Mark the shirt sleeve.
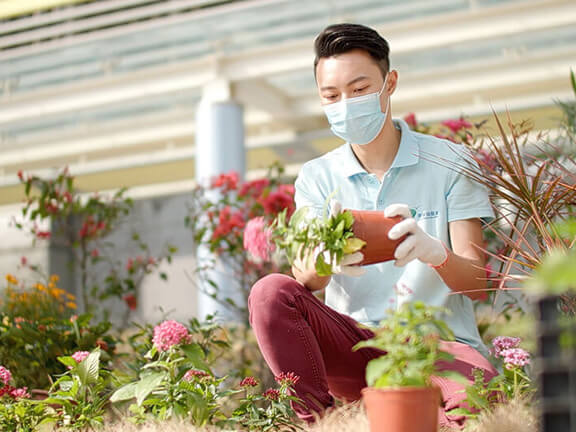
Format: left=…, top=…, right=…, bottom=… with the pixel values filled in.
left=446, top=147, right=494, bottom=223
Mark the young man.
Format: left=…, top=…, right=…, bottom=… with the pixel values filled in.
left=248, top=23, right=497, bottom=426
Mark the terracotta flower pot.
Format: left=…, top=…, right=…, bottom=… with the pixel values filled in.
left=349, top=210, right=404, bottom=266
left=362, top=386, right=441, bottom=432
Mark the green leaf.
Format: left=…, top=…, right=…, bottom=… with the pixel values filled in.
left=77, top=349, right=100, bottom=386
left=135, top=372, right=167, bottom=406
left=365, top=356, right=394, bottom=387
left=181, top=343, right=211, bottom=372
left=110, top=382, right=139, bottom=402
left=57, top=356, right=78, bottom=369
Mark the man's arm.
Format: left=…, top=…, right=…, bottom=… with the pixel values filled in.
left=435, top=218, right=488, bottom=301
left=291, top=264, right=331, bottom=292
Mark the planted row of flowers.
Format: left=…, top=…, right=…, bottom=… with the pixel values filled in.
left=0, top=315, right=304, bottom=431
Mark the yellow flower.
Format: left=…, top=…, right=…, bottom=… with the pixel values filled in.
left=66, top=293, right=76, bottom=300
left=66, top=302, right=77, bottom=310
left=5, top=274, right=18, bottom=285
left=50, top=274, right=60, bottom=283
left=48, top=282, right=55, bottom=290
left=35, top=283, right=46, bottom=292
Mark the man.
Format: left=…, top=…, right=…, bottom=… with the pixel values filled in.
left=248, top=23, right=496, bottom=426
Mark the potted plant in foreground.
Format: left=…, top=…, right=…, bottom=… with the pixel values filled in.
left=270, top=202, right=404, bottom=276
left=354, top=301, right=461, bottom=432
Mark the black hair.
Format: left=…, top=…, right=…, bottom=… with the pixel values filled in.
left=314, top=23, right=390, bottom=78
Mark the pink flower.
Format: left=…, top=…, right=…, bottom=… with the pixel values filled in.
left=152, top=320, right=190, bottom=352
left=183, top=369, right=210, bottom=381
left=275, top=371, right=300, bottom=386
left=441, top=118, right=472, bottom=134
left=403, top=112, right=417, bottom=128
left=262, top=388, right=281, bottom=401
left=243, top=217, right=275, bottom=261
left=491, top=336, right=521, bottom=358
left=0, top=366, right=12, bottom=386
left=71, top=351, right=90, bottom=363
left=9, top=387, right=30, bottom=399
left=240, top=376, right=259, bottom=387
left=501, top=348, right=531, bottom=370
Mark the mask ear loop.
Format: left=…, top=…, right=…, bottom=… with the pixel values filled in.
left=379, top=73, right=391, bottom=115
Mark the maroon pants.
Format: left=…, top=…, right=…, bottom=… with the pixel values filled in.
left=248, top=273, right=497, bottom=427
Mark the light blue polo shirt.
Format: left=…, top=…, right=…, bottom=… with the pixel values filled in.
left=294, top=118, right=494, bottom=357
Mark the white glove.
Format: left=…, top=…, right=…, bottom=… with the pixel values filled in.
left=384, top=204, right=447, bottom=267
left=328, top=199, right=365, bottom=276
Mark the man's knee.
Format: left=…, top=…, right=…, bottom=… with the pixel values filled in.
left=248, top=273, right=306, bottom=322
left=248, top=273, right=304, bottom=309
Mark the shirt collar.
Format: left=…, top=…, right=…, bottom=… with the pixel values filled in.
left=341, top=118, right=420, bottom=178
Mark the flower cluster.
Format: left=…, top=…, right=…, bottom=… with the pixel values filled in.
left=262, top=388, right=281, bottom=401
left=152, top=320, right=191, bottom=352
left=183, top=369, right=210, bottom=381
left=0, top=366, right=12, bottom=386
left=2, top=273, right=77, bottom=320
left=243, top=217, right=275, bottom=261
left=275, top=371, right=300, bottom=387
left=239, top=376, right=259, bottom=388
left=71, top=351, right=90, bottom=363
left=491, top=336, right=530, bottom=370
left=500, top=348, right=531, bottom=370
left=0, top=365, right=30, bottom=400
left=491, top=336, right=522, bottom=357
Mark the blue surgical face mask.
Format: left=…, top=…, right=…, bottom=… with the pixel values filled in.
left=322, top=75, right=389, bottom=145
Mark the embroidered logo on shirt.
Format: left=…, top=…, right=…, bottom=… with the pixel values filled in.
left=410, top=206, right=439, bottom=220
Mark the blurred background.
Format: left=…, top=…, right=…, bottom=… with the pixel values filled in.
left=1, top=0, right=575, bottom=322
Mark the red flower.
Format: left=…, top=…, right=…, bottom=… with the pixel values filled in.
left=240, top=376, right=259, bottom=387
left=262, top=388, right=281, bottom=401
left=403, top=112, right=417, bottom=128
left=123, top=294, right=137, bottom=310
left=183, top=369, right=210, bottom=381
left=211, top=206, right=245, bottom=242
left=259, top=188, right=295, bottom=217
left=275, top=371, right=300, bottom=386
left=95, top=339, right=109, bottom=351
left=211, top=171, right=239, bottom=192
left=238, top=178, right=270, bottom=198
left=91, top=249, right=100, bottom=258
left=20, top=256, right=27, bottom=266
left=17, top=170, right=24, bottom=181
left=36, top=231, right=51, bottom=240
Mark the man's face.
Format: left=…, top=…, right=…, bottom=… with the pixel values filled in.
left=315, top=49, right=392, bottom=107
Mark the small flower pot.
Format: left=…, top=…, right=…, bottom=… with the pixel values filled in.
left=362, top=386, right=441, bottom=432
left=350, top=210, right=405, bottom=266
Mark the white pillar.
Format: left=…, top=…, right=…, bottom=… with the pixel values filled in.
left=194, top=80, right=245, bottom=321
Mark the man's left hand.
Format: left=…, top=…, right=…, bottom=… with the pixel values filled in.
left=384, top=203, right=447, bottom=267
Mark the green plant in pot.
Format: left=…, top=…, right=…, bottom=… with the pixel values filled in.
left=354, top=301, right=462, bottom=432
left=271, top=200, right=404, bottom=276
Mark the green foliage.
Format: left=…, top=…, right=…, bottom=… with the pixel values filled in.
left=0, top=398, right=47, bottom=432
left=354, top=301, right=459, bottom=388
left=272, top=206, right=365, bottom=276
left=41, top=348, right=115, bottom=430
left=0, top=313, right=117, bottom=390
left=112, top=319, right=232, bottom=425
left=228, top=379, right=303, bottom=431
left=15, top=167, right=176, bottom=320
